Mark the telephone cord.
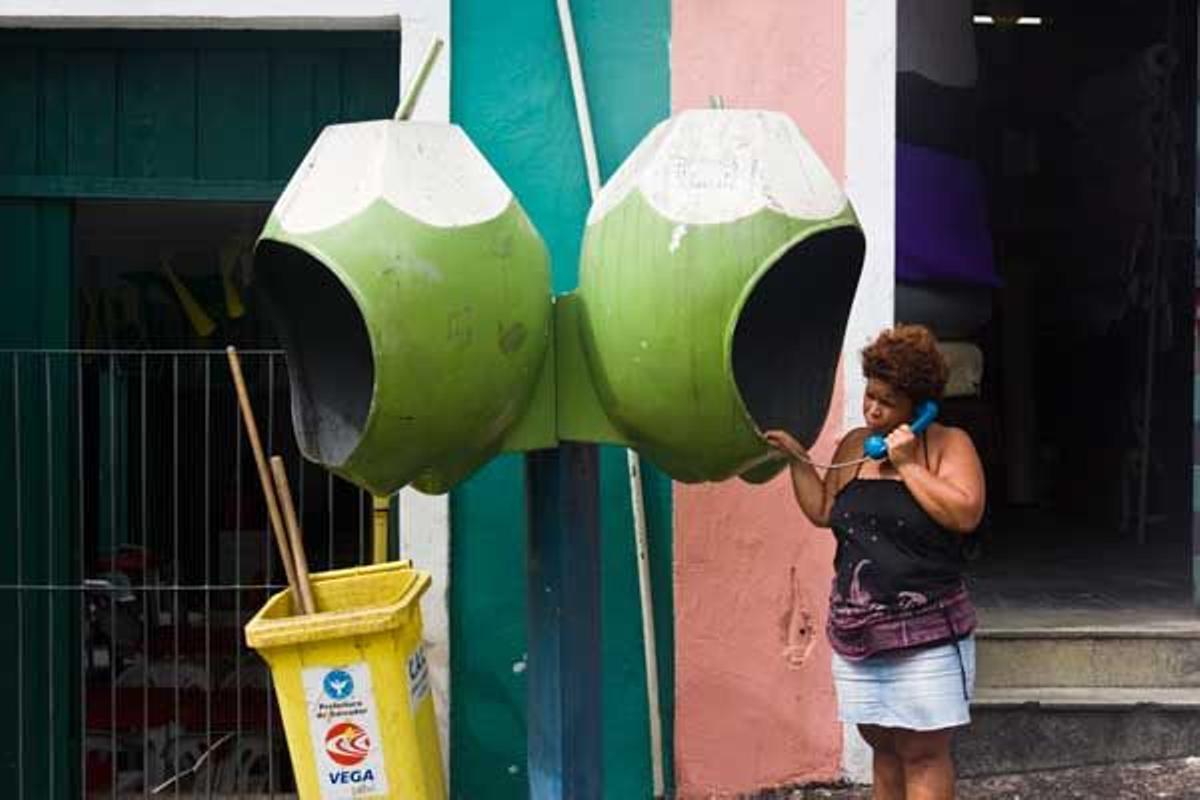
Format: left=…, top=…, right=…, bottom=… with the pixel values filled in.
left=793, top=453, right=874, bottom=470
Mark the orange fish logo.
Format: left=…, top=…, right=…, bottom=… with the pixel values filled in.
left=324, top=721, right=371, bottom=767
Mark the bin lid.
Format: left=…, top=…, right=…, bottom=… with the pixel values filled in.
left=245, top=562, right=430, bottom=651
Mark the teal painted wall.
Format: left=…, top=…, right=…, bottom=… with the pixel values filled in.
left=450, top=2, right=673, bottom=798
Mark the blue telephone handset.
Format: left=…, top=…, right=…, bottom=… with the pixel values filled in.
left=863, top=400, right=939, bottom=460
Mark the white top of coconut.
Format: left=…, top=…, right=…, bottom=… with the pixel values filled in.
left=588, top=109, right=848, bottom=226
left=274, top=120, right=513, bottom=233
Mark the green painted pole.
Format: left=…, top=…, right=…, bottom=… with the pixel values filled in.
left=395, top=37, right=444, bottom=122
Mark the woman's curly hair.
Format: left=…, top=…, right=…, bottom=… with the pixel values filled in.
left=861, top=324, right=949, bottom=404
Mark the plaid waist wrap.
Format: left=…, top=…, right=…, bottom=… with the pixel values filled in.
left=827, top=583, right=976, bottom=661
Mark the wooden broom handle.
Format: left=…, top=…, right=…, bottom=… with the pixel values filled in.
left=225, top=346, right=302, bottom=608
left=271, top=456, right=316, bottom=615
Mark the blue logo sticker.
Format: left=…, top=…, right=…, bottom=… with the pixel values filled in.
left=324, top=669, right=354, bottom=700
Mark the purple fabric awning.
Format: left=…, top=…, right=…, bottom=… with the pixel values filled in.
left=896, top=142, right=999, bottom=287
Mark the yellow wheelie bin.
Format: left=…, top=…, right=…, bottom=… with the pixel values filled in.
left=245, top=561, right=446, bottom=799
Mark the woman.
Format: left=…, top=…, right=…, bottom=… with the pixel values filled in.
left=765, top=324, right=985, bottom=800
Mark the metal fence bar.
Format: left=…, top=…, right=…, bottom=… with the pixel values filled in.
left=172, top=354, right=180, bottom=800
left=77, top=357, right=86, bottom=800
left=13, top=355, right=23, bottom=800
left=109, top=354, right=118, bottom=800
left=235, top=380, right=244, bottom=798
left=267, top=352, right=277, bottom=799
left=44, top=355, right=56, bottom=798
left=141, top=355, right=150, bottom=800
left=205, top=354, right=213, bottom=799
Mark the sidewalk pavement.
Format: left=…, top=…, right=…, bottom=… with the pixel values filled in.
left=786, top=756, right=1200, bottom=799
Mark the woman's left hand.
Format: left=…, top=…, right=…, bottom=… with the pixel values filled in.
left=885, top=423, right=919, bottom=467
left=763, top=429, right=808, bottom=463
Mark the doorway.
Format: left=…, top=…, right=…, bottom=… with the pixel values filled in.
left=895, top=2, right=1197, bottom=623
left=67, top=200, right=380, bottom=793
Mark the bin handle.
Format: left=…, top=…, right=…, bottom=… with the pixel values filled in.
left=226, top=346, right=304, bottom=611
left=271, top=456, right=317, bottom=615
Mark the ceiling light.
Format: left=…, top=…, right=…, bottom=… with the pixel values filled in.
left=972, top=14, right=1045, bottom=27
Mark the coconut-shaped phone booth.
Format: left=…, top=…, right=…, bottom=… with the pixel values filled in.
left=572, top=109, right=866, bottom=483
left=254, top=120, right=552, bottom=496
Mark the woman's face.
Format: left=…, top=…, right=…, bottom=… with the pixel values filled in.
left=862, top=378, right=914, bottom=434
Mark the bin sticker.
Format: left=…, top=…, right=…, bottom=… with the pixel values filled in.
left=408, top=646, right=430, bottom=710
left=303, top=663, right=389, bottom=798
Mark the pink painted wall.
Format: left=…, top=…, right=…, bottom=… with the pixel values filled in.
left=671, top=1, right=845, bottom=178
left=672, top=1, right=849, bottom=795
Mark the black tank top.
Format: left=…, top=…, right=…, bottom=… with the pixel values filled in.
left=828, top=440, right=967, bottom=611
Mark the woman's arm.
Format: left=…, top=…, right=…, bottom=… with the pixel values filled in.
left=887, top=424, right=986, bottom=534
left=764, top=429, right=864, bottom=528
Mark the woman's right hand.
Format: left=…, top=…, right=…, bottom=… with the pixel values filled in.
left=763, top=429, right=808, bottom=463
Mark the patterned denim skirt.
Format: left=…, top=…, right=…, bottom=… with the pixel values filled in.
left=831, top=635, right=976, bottom=731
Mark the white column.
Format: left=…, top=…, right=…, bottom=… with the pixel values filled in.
left=399, top=486, right=452, bottom=771
left=843, top=0, right=897, bottom=433
left=842, top=0, right=896, bottom=784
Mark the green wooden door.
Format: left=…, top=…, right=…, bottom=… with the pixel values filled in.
left=0, top=29, right=399, bottom=797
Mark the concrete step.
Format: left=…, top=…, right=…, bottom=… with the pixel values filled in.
left=957, top=687, right=1200, bottom=776
left=976, top=627, right=1200, bottom=688
left=960, top=618, right=1200, bottom=776
left=974, top=686, right=1200, bottom=709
